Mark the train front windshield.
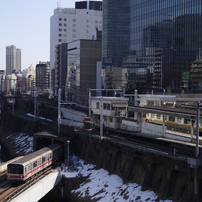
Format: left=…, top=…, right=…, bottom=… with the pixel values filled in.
left=7, top=164, right=23, bottom=174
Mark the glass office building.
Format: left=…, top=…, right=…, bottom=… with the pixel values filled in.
left=102, top=0, right=202, bottom=93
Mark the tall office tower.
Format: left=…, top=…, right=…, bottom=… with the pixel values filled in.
left=102, top=0, right=202, bottom=93
left=6, top=45, right=21, bottom=75
left=50, top=1, right=102, bottom=70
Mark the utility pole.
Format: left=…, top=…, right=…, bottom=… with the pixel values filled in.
left=34, top=91, right=37, bottom=121
left=88, top=87, right=91, bottom=117
left=195, top=101, right=200, bottom=158
left=58, top=88, right=61, bottom=135
left=100, top=96, right=103, bottom=140
left=12, top=90, right=14, bottom=115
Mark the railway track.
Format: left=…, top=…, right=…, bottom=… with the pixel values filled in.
left=0, top=165, right=55, bottom=202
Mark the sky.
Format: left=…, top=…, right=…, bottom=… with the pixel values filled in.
left=0, top=0, right=75, bottom=71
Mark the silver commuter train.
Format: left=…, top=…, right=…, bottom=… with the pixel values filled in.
left=7, top=143, right=62, bottom=183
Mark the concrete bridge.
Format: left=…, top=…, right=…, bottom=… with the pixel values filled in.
left=11, top=170, right=62, bottom=202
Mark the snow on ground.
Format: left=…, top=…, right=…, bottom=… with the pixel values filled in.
left=57, top=156, right=172, bottom=202
left=27, top=113, right=53, bottom=122
left=6, top=133, right=33, bottom=154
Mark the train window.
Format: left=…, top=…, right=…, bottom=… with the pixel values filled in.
left=177, top=118, right=181, bottom=124
left=42, top=157, right=45, bottom=163
left=169, top=116, right=175, bottom=122
left=33, top=161, right=37, bottom=168
left=151, top=114, right=155, bottom=119
left=8, top=164, right=23, bottom=174
left=157, top=114, right=161, bottom=119
left=184, top=119, right=190, bottom=125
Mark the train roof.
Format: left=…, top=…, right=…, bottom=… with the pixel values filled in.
left=8, top=143, right=61, bottom=166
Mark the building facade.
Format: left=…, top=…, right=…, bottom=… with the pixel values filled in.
left=65, top=39, right=102, bottom=104
left=36, top=62, right=50, bottom=92
left=6, top=45, right=21, bottom=75
left=102, top=0, right=202, bottom=93
left=50, top=1, right=102, bottom=70
left=54, top=43, right=68, bottom=99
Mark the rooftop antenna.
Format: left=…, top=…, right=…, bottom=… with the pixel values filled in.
left=57, top=0, right=61, bottom=8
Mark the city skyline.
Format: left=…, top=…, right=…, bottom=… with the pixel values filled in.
left=0, top=0, right=76, bottom=71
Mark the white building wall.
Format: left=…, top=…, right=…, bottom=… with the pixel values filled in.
left=50, top=7, right=102, bottom=70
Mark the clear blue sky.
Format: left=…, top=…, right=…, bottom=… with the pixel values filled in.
left=0, top=0, right=75, bottom=71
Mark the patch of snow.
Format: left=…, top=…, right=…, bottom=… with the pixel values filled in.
left=26, top=113, right=53, bottom=122
left=57, top=156, right=172, bottom=202
left=7, top=132, right=33, bottom=155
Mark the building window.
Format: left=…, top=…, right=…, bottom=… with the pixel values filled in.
left=64, top=23, right=66, bottom=26
left=59, top=18, right=62, bottom=21
left=64, top=18, right=66, bottom=21
left=72, top=34, right=76, bottom=38
left=73, top=29, right=76, bottom=32
left=59, top=23, right=62, bottom=26
left=59, top=29, right=62, bottom=31
left=63, top=39, right=67, bottom=42
left=99, top=21, right=102, bottom=24
left=110, top=117, right=113, bottom=122
left=86, top=30, right=89, bottom=33
left=64, top=34, right=67, bottom=37
left=99, top=26, right=102, bottom=29
left=103, top=103, right=107, bottom=110
left=86, top=20, right=89, bottom=23
left=86, top=25, right=89, bottom=28
left=96, top=102, right=99, bottom=109
left=95, top=20, right=98, bottom=23
left=107, top=104, right=110, bottom=110
left=64, top=29, right=66, bottom=31
left=73, top=24, right=76, bottom=27
left=59, top=39, right=62, bottom=42
left=59, top=34, right=62, bottom=36
left=73, top=19, right=76, bottom=22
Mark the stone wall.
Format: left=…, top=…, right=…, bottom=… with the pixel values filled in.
left=72, top=132, right=201, bottom=202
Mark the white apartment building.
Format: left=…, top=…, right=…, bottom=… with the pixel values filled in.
left=6, top=45, right=21, bottom=75
left=50, top=6, right=102, bottom=70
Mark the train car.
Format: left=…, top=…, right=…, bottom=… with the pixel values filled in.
left=145, top=113, right=202, bottom=135
left=7, top=143, right=62, bottom=183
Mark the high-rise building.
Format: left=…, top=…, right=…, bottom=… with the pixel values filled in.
left=50, top=1, right=102, bottom=70
left=102, top=0, right=202, bottom=93
left=6, top=45, right=21, bottom=75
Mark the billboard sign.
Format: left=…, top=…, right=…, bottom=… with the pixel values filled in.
left=182, top=72, right=189, bottom=79
left=102, top=58, right=113, bottom=66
